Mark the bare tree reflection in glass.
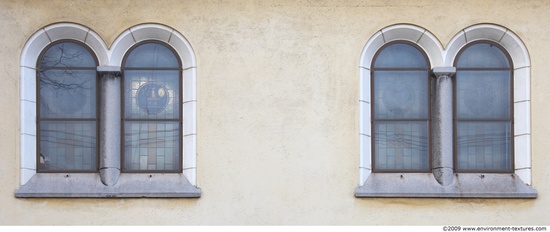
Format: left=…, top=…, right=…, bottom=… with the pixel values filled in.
left=37, top=41, right=98, bottom=172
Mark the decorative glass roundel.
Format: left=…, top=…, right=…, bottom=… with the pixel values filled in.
left=136, top=82, right=169, bottom=114
left=464, top=81, right=496, bottom=115
left=382, top=82, right=415, bottom=116
left=56, top=89, right=87, bottom=114
left=40, top=87, right=87, bottom=115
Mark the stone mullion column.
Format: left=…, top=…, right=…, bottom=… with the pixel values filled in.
left=431, top=67, right=456, bottom=186
left=97, top=66, right=122, bottom=186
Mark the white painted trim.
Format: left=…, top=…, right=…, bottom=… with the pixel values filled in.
left=444, top=24, right=530, bottom=68
left=19, top=23, right=107, bottom=185
left=360, top=25, right=443, bottom=69
left=110, top=24, right=198, bottom=183
left=110, top=23, right=197, bottom=68
left=446, top=24, right=532, bottom=184
left=358, top=24, right=442, bottom=186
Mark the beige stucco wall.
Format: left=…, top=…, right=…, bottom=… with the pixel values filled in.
left=0, top=0, right=549, bottom=225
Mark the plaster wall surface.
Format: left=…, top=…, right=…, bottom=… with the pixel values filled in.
left=0, top=0, right=548, bottom=225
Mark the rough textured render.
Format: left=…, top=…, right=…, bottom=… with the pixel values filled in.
left=0, top=0, right=548, bottom=226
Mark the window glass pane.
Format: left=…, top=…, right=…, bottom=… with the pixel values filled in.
left=123, top=70, right=180, bottom=119
left=456, top=70, right=510, bottom=119
left=123, top=122, right=180, bottom=171
left=456, top=122, right=512, bottom=171
left=124, top=43, right=179, bottom=68
left=39, top=70, right=97, bottom=119
left=373, top=70, right=428, bottom=119
left=39, top=121, right=97, bottom=171
left=457, top=43, right=510, bottom=68
left=374, top=122, right=429, bottom=171
left=40, top=42, right=96, bottom=68
left=374, top=43, right=427, bottom=68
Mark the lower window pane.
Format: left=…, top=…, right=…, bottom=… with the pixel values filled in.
left=124, top=121, right=180, bottom=171
left=374, top=121, right=429, bottom=171
left=39, top=121, right=97, bottom=171
left=456, top=122, right=512, bottom=171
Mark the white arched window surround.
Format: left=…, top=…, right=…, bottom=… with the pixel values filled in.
left=358, top=24, right=443, bottom=185
left=445, top=24, right=532, bottom=184
left=17, top=22, right=199, bottom=197
left=111, top=24, right=198, bottom=184
left=357, top=24, right=536, bottom=198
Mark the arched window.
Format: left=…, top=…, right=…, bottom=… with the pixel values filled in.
left=371, top=42, right=431, bottom=172
left=122, top=42, right=182, bottom=172
left=37, top=41, right=99, bottom=172
left=454, top=42, right=513, bottom=172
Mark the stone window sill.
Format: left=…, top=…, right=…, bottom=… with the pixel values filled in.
left=355, top=173, right=537, bottom=198
left=15, top=173, right=201, bottom=198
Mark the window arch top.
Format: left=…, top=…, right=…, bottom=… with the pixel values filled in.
left=374, top=43, right=428, bottom=69
left=39, top=41, right=97, bottom=68
left=123, top=42, right=179, bottom=68
left=456, top=42, right=511, bottom=68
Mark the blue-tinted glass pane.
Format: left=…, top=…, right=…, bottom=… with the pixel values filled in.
left=374, top=43, right=427, bottom=68
left=374, top=121, right=429, bottom=171
left=40, top=42, right=96, bottom=68
left=124, top=122, right=180, bottom=171
left=457, top=43, right=510, bottom=68
left=124, top=70, right=180, bottom=119
left=39, top=70, right=97, bottom=119
left=374, top=70, right=428, bottom=119
left=124, top=43, right=179, bottom=68
left=39, top=121, right=97, bottom=171
left=456, top=122, right=512, bottom=171
left=456, top=70, right=511, bottom=119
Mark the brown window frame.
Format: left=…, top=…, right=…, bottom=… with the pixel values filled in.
left=453, top=41, right=514, bottom=173
left=121, top=40, right=183, bottom=173
left=36, top=40, right=100, bottom=173
left=370, top=41, right=432, bottom=173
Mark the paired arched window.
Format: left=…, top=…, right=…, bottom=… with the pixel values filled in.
left=357, top=24, right=536, bottom=198
left=37, top=41, right=184, bottom=173
left=17, top=23, right=200, bottom=198
left=371, top=41, right=513, bottom=173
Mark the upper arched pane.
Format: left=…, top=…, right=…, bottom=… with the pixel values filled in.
left=374, top=43, right=428, bottom=69
left=39, top=42, right=96, bottom=68
left=124, top=43, right=179, bottom=68
left=456, top=43, right=511, bottom=68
